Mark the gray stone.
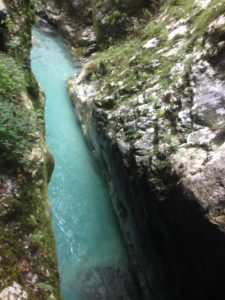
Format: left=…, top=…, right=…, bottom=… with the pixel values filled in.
left=168, top=25, right=188, bottom=41
left=78, top=27, right=96, bottom=46
left=143, top=37, right=159, bottom=49
left=0, top=0, right=6, bottom=12
left=187, top=127, right=216, bottom=146
left=0, top=282, right=27, bottom=300
left=172, top=142, right=225, bottom=223
left=191, top=64, right=225, bottom=126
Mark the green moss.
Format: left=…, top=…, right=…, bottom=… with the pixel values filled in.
left=0, top=176, right=61, bottom=299
left=102, top=10, right=122, bottom=27
left=155, top=108, right=166, bottom=118
left=112, top=10, right=121, bottom=18
left=163, top=134, right=180, bottom=153
left=0, top=196, right=22, bottom=220
left=125, top=130, right=142, bottom=142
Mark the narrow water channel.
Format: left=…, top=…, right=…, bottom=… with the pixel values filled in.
left=31, top=26, right=136, bottom=300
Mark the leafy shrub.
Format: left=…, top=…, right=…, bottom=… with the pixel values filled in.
left=0, top=101, right=37, bottom=167
left=37, top=282, right=54, bottom=292
left=0, top=53, right=38, bottom=169
left=0, top=53, right=27, bottom=100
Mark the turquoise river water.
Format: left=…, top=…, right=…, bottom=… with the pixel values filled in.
left=30, top=26, right=135, bottom=300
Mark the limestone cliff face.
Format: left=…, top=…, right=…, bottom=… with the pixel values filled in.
left=0, top=1, right=61, bottom=299
left=57, top=0, right=91, bottom=20
left=35, top=0, right=94, bottom=50
left=36, top=0, right=158, bottom=54
left=68, top=1, right=225, bottom=299
left=91, top=0, right=158, bottom=42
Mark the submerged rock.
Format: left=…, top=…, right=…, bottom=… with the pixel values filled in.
left=71, top=266, right=139, bottom=300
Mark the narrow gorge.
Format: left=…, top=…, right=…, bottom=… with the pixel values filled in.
left=31, top=25, right=138, bottom=300
left=1, top=0, right=225, bottom=300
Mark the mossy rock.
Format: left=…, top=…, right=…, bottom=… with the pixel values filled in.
left=0, top=196, right=22, bottom=221
left=45, top=147, right=55, bottom=183
left=92, top=0, right=155, bottom=43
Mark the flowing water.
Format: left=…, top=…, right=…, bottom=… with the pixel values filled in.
left=31, top=26, right=136, bottom=300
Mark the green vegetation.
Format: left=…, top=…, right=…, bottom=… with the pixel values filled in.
left=88, top=3, right=179, bottom=106
left=89, top=0, right=225, bottom=108
left=102, top=10, right=122, bottom=26
left=125, top=129, right=142, bottom=142
left=0, top=54, right=27, bottom=99
left=187, top=0, right=225, bottom=47
left=0, top=102, right=37, bottom=168
left=166, top=0, right=197, bottom=19
left=37, top=282, right=54, bottom=293
left=81, top=0, right=225, bottom=167
left=0, top=54, right=39, bottom=170
left=0, top=3, right=61, bottom=299
left=3, top=0, right=34, bottom=64
left=0, top=53, right=60, bottom=297
left=0, top=178, right=61, bottom=299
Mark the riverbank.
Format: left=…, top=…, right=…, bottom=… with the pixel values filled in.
left=0, top=2, right=61, bottom=299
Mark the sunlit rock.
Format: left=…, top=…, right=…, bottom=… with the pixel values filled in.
left=143, top=37, right=159, bottom=49
left=195, top=0, right=211, bottom=9
left=168, top=25, right=188, bottom=40
left=0, top=282, right=27, bottom=300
